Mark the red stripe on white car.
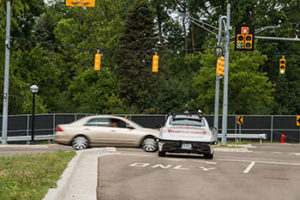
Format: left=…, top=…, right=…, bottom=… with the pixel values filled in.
left=163, top=130, right=211, bottom=135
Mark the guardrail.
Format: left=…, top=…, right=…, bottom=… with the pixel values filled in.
left=0, top=135, right=54, bottom=143
left=218, top=133, right=267, bottom=144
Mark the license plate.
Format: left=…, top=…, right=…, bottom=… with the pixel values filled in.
left=181, top=144, right=192, bottom=150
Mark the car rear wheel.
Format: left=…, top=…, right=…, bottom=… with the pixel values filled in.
left=141, top=137, right=157, bottom=152
left=72, top=136, right=89, bottom=150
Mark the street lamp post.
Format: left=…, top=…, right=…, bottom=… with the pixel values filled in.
left=30, top=85, right=38, bottom=144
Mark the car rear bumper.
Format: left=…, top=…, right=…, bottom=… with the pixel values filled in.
left=158, top=139, right=214, bottom=154
left=54, top=134, right=72, bottom=145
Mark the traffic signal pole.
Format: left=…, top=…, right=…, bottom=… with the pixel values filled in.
left=213, top=15, right=223, bottom=142
left=221, top=3, right=231, bottom=146
left=2, top=1, right=11, bottom=144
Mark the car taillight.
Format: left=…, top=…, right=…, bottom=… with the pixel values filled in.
left=56, top=126, right=64, bottom=132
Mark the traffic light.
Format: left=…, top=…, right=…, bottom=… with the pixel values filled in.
left=235, top=25, right=255, bottom=51
left=66, top=0, right=95, bottom=7
left=216, top=56, right=225, bottom=76
left=279, top=56, right=286, bottom=75
left=152, top=52, right=159, bottom=72
left=94, top=51, right=101, bottom=71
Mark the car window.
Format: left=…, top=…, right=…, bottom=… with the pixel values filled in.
left=85, top=118, right=110, bottom=127
left=110, top=119, right=127, bottom=128
left=169, top=117, right=205, bottom=127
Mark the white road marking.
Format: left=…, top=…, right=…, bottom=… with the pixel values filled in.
left=289, top=153, right=300, bottom=156
left=193, top=160, right=217, bottom=165
left=200, top=166, right=216, bottom=171
left=152, top=164, right=172, bottom=169
left=243, top=161, right=256, bottom=174
left=216, top=158, right=300, bottom=166
left=173, top=165, right=189, bottom=170
left=130, top=163, right=150, bottom=167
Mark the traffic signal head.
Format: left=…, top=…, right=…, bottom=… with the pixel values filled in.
left=235, top=25, right=255, bottom=51
left=216, top=56, right=225, bottom=76
left=279, top=57, right=286, bottom=75
left=152, top=53, right=159, bottom=72
left=94, top=51, right=101, bottom=71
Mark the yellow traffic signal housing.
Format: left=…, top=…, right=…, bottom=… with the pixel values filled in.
left=66, top=0, right=95, bottom=7
left=94, top=51, right=101, bottom=71
left=216, top=56, right=225, bottom=76
left=235, top=25, right=255, bottom=51
left=236, top=34, right=245, bottom=49
left=152, top=53, right=159, bottom=72
left=244, top=34, right=253, bottom=49
left=279, top=56, right=286, bottom=75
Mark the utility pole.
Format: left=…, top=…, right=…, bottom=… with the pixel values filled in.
left=221, top=3, right=231, bottom=146
left=213, top=15, right=223, bottom=142
left=2, top=1, right=11, bottom=144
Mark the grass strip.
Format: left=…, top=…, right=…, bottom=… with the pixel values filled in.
left=0, top=151, right=76, bottom=200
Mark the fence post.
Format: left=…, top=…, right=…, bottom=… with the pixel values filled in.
left=53, top=114, right=56, bottom=135
left=271, top=115, right=274, bottom=143
left=235, top=115, right=238, bottom=143
left=27, top=114, right=30, bottom=144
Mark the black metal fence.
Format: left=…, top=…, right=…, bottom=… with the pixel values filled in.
left=1, top=114, right=300, bottom=143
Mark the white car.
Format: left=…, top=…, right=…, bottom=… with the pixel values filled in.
left=54, top=115, right=159, bottom=152
left=158, top=112, right=216, bottom=159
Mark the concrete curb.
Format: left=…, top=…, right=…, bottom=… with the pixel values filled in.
left=43, top=149, right=83, bottom=200
left=43, top=148, right=114, bottom=200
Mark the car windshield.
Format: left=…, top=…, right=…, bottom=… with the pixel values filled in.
left=170, top=117, right=204, bottom=127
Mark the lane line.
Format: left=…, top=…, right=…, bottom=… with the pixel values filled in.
left=243, top=161, right=256, bottom=174
left=216, top=158, right=300, bottom=166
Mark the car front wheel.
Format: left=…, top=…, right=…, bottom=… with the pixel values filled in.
left=72, top=136, right=89, bottom=150
left=141, top=137, right=158, bottom=152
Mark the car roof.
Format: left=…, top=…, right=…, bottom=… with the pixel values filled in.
left=72, top=115, right=127, bottom=124
left=170, top=114, right=203, bottom=120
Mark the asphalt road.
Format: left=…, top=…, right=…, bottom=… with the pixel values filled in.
left=97, top=144, right=300, bottom=200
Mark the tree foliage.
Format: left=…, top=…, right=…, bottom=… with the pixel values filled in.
left=0, top=0, right=299, bottom=115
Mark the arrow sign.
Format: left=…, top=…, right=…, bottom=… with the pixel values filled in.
left=237, top=116, right=244, bottom=125
left=297, top=116, right=300, bottom=126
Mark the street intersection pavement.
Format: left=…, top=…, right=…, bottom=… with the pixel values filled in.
left=1, top=143, right=300, bottom=200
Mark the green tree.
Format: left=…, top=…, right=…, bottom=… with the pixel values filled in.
left=116, top=0, right=160, bottom=112
left=190, top=45, right=275, bottom=114
left=68, top=69, right=125, bottom=113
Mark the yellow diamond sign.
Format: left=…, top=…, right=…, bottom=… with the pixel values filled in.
left=66, top=0, right=95, bottom=7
